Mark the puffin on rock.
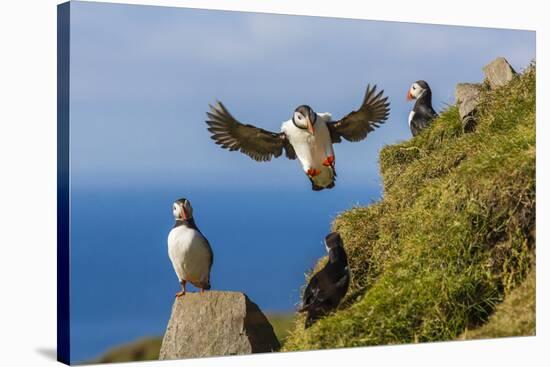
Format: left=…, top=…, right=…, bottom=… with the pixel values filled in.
left=206, top=85, right=390, bottom=191
left=167, top=198, right=214, bottom=297
left=299, top=232, right=350, bottom=328
left=406, top=80, right=438, bottom=137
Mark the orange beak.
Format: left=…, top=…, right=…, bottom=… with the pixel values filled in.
left=181, top=207, right=187, bottom=220
left=407, top=90, right=414, bottom=101
left=306, top=116, right=315, bottom=135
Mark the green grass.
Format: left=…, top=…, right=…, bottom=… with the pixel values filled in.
left=284, top=65, right=536, bottom=351
left=460, top=269, right=535, bottom=339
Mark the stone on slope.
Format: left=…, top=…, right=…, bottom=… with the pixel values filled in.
left=455, top=83, right=482, bottom=133
left=159, top=291, right=280, bottom=360
left=483, top=57, right=517, bottom=89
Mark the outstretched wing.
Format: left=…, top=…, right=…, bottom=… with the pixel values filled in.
left=327, top=84, right=390, bottom=143
left=206, top=102, right=296, bottom=162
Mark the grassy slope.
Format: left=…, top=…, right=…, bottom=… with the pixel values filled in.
left=284, top=66, right=536, bottom=351
left=460, top=269, right=535, bottom=339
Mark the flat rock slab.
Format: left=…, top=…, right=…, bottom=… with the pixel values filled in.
left=483, top=57, right=517, bottom=89
left=159, top=291, right=280, bottom=360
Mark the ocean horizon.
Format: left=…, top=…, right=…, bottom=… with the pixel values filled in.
left=70, top=184, right=382, bottom=362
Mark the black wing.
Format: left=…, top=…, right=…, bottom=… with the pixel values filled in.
left=206, top=102, right=296, bottom=162
left=411, top=105, right=438, bottom=137
left=299, top=275, right=322, bottom=312
left=299, top=270, right=346, bottom=312
left=188, top=219, right=214, bottom=284
left=327, top=84, right=390, bottom=143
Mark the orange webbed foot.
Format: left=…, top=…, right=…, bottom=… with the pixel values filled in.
left=323, top=155, right=335, bottom=167
left=175, top=281, right=186, bottom=298
left=307, top=168, right=321, bottom=177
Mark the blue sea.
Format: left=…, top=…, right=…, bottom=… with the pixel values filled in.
left=69, top=184, right=381, bottom=362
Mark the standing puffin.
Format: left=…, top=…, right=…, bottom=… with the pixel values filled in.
left=167, top=198, right=213, bottom=297
left=299, top=232, right=350, bottom=328
left=206, top=85, right=390, bottom=191
left=406, top=80, right=438, bottom=136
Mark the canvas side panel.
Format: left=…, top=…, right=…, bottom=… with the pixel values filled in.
left=57, top=2, right=70, bottom=365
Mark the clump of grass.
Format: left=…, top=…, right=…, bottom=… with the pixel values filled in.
left=284, top=66, right=535, bottom=351
left=459, top=269, right=535, bottom=339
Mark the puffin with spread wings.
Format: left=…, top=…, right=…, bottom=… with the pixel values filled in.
left=206, top=85, right=390, bottom=191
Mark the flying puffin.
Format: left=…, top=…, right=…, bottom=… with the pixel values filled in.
left=406, top=80, right=438, bottom=137
left=299, top=232, right=350, bottom=328
left=167, top=198, right=213, bottom=297
left=206, top=85, right=390, bottom=191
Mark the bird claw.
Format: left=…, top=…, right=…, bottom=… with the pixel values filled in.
left=175, top=291, right=186, bottom=298
left=322, top=155, right=335, bottom=167
left=307, top=168, right=321, bottom=177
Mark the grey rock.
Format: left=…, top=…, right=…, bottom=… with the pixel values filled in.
left=483, top=57, right=517, bottom=89
left=455, top=83, right=482, bottom=119
left=455, top=83, right=482, bottom=132
left=159, top=291, right=280, bottom=360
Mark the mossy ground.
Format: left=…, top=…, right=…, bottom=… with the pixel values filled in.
left=284, top=66, right=536, bottom=351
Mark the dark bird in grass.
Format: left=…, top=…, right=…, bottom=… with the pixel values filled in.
left=299, top=232, right=350, bottom=328
left=205, top=85, right=390, bottom=191
left=407, top=80, right=438, bottom=137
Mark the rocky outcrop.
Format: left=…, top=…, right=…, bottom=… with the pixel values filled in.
left=483, top=57, right=517, bottom=89
left=455, top=57, right=518, bottom=133
left=159, top=291, right=280, bottom=360
left=455, top=83, right=482, bottom=133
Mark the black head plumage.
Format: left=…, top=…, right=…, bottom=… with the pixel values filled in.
left=414, top=80, right=431, bottom=91
left=292, top=104, right=317, bottom=128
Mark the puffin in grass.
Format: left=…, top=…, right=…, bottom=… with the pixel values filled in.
left=299, top=232, right=350, bottom=328
left=406, top=80, right=438, bottom=137
left=206, top=85, right=390, bottom=191
left=167, top=198, right=213, bottom=297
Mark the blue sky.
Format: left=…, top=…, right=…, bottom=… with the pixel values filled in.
left=70, top=1, right=535, bottom=190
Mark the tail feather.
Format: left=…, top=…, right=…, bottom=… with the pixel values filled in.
left=307, top=166, right=337, bottom=191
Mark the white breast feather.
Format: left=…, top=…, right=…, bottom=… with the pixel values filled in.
left=281, top=113, right=335, bottom=188
left=408, top=111, right=415, bottom=127
left=167, top=226, right=212, bottom=285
